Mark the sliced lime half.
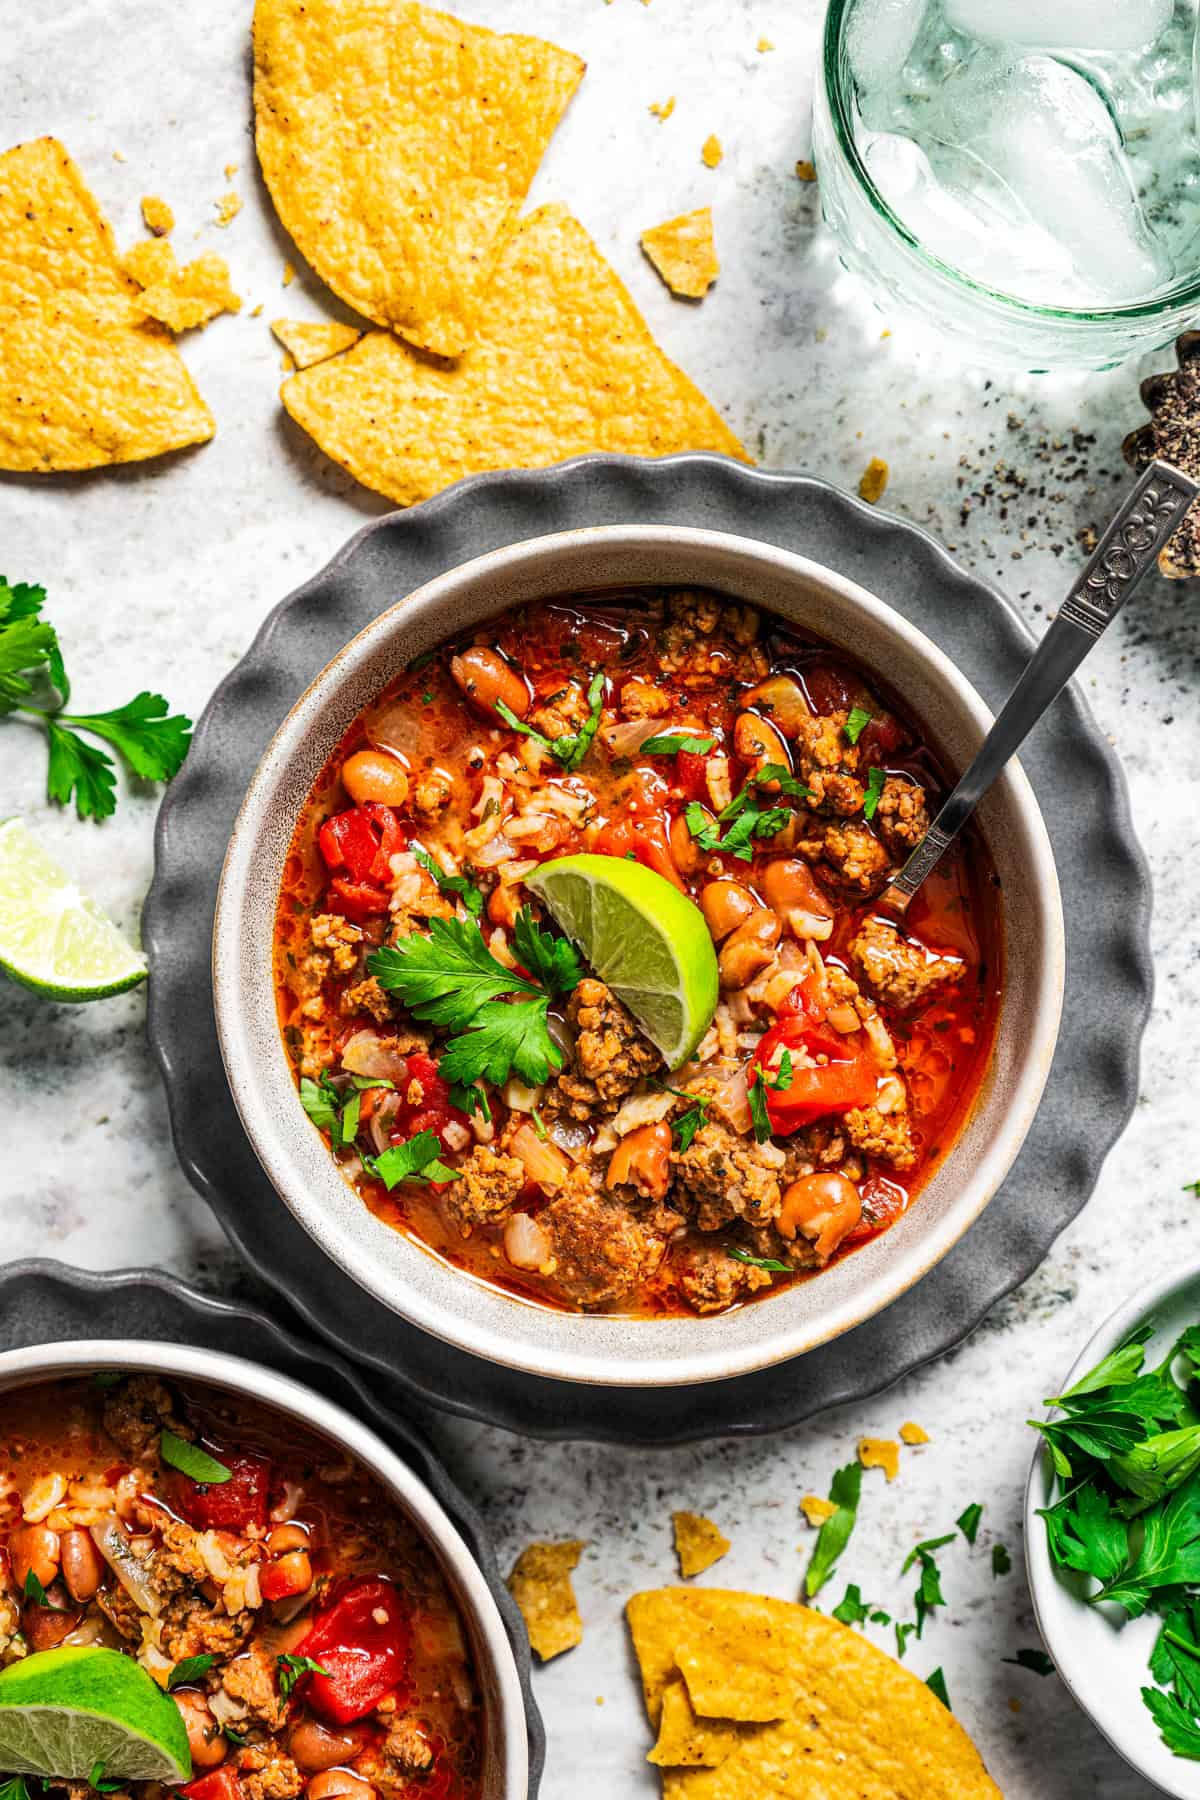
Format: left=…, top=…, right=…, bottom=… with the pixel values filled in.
left=0, top=818, right=147, bottom=1001
left=0, top=1646, right=191, bottom=1783
left=526, top=852, right=719, bottom=1068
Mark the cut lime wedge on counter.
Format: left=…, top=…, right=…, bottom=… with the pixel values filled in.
left=0, top=818, right=147, bottom=1001
left=526, top=853, right=719, bottom=1068
left=0, top=1647, right=191, bottom=1783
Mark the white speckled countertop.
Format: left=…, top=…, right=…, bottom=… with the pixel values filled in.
left=4, top=2, right=1198, bottom=1794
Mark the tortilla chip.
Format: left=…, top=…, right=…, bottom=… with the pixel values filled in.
left=0, top=137, right=214, bottom=472
left=800, top=1494, right=836, bottom=1527
left=271, top=318, right=362, bottom=369
left=125, top=239, right=241, bottom=332
left=641, top=209, right=719, bottom=300
left=629, top=1589, right=1001, bottom=1799
left=507, top=1539, right=585, bottom=1661
left=900, top=1421, right=929, bottom=1446
left=253, top=0, right=585, bottom=358
left=859, top=1437, right=900, bottom=1481
left=859, top=455, right=889, bottom=503
left=650, top=96, right=676, bottom=121
left=795, top=159, right=817, bottom=181
left=756, top=36, right=775, bottom=51
left=214, top=190, right=242, bottom=227
left=282, top=204, right=748, bottom=506
left=702, top=134, right=723, bottom=168
left=140, top=194, right=174, bottom=235
left=673, top=1512, right=731, bottom=1579
left=649, top=1678, right=759, bottom=1768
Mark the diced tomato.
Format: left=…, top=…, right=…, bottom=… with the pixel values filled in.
left=676, top=749, right=711, bottom=805
left=752, top=1016, right=878, bottom=1133
left=295, top=1576, right=413, bottom=1725
left=803, top=663, right=855, bottom=717
left=593, top=816, right=684, bottom=891
left=844, top=1173, right=909, bottom=1243
left=318, top=804, right=405, bottom=885
left=168, top=1451, right=271, bottom=1532
left=259, top=1555, right=312, bottom=1602
left=776, top=970, right=827, bottom=1025
left=327, top=877, right=390, bottom=922
left=182, top=1769, right=242, bottom=1800
left=405, top=1053, right=450, bottom=1113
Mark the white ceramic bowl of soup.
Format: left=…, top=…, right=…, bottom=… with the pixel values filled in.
left=0, top=1340, right=528, bottom=1799
left=214, top=525, right=1065, bottom=1386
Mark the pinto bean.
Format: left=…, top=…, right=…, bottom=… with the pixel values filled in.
left=9, top=1524, right=60, bottom=1591
left=289, top=1721, right=366, bottom=1775
left=173, top=1691, right=227, bottom=1770
left=700, top=879, right=756, bottom=942
left=59, top=1528, right=102, bottom=1603
left=741, top=674, right=809, bottom=738
left=25, top=1592, right=80, bottom=1652
left=718, top=908, right=781, bottom=988
left=450, top=647, right=530, bottom=720
left=733, top=712, right=792, bottom=786
left=268, top=1523, right=310, bottom=1555
left=606, top=1122, right=672, bottom=1200
left=341, top=750, right=409, bottom=809
left=669, top=811, right=703, bottom=878
left=776, top=1172, right=862, bottom=1260
left=305, top=1772, right=375, bottom=1800
left=761, top=858, right=835, bottom=941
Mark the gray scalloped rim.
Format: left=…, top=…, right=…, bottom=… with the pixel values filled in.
left=0, top=1258, right=545, bottom=1793
left=143, top=452, right=1152, bottom=1444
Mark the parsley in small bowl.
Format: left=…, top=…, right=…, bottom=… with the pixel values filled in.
left=1025, top=1254, right=1200, bottom=1798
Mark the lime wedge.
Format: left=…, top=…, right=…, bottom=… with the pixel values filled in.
left=0, top=818, right=147, bottom=1001
left=526, top=853, right=719, bottom=1068
left=0, top=1647, right=191, bottom=1783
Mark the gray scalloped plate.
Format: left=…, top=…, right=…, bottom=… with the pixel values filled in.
left=0, top=1258, right=545, bottom=1793
left=143, top=452, right=1152, bottom=1444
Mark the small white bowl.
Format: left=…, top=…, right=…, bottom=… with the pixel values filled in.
left=0, top=1339, right=528, bottom=1799
left=214, top=523, right=1065, bottom=1387
left=1025, top=1261, right=1200, bottom=1799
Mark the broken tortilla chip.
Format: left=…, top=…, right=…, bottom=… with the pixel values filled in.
left=0, top=137, right=214, bottom=472
left=271, top=318, right=362, bottom=370
left=125, top=239, right=241, bottom=332
left=649, top=1678, right=760, bottom=1768
left=701, top=134, right=724, bottom=168
left=507, top=1539, right=585, bottom=1662
left=641, top=208, right=719, bottom=300
left=140, top=194, right=174, bottom=235
left=900, top=1421, right=930, bottom=1446
left=859, top=455, right=889, bottom=503
left=281, top=204, right=748, bottom=507
left=672, top=1512, right=731, bottom=1579
left=858, top=1437, right=900, bottom=1481
left=214, top=190, right=242, bottom=228
left=628, top=1589, right=1001, bottom=1798
left=800, top=1493, right=836, bottom=1527
left=253, top=0, right=585, bottom=358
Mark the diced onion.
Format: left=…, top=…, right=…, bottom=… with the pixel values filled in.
left=510, top=1122, right=571, bottom=1192
left=706, top=1066, right=752, bottom=1135
left=504, top=1212, right=553, bottom=1271
left=501, top=1078, right=544, bottom=1114
left=341, top=1032, right=410, bottom=1083
left=91, top=1516, right=163, bottom=1616
left=442, top=1119, right=472, bottom=1152
left=547, top=1116, right=591, bottom=1161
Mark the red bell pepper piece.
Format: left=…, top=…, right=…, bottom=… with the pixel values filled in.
left=295, top=1576, right=413, bottom=1725
left=752, top=1017, right=878, bottom=1133
left=168, top=1451, right=271, bottom=1532
left=327, top=877, right=390, bottom=922
left=319, top=805, right=405, bottom=885
left=182, top=1770, right=242, bottom=1800
left=675, top=749, right=712, bottom=805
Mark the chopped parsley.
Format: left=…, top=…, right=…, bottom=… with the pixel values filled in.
left=1002, top=1648, right=1055, bottom=1676
left=640, top=732, right=717, bottom=756
left=863, top=765, right=886, bottom=822
left=1185, top=1180, right=1200, bottom=1198
left=412, top=845, right=482, bottom=917
left=512, top=909, right=582, bottom=996
left=925, top=1668, right=951, bottom=1710
left=955, top=1501, right=983, bottom=1545
left=0, top=576, right=191, bottom=821
left=895, top=1621, right=918, bottom=1660
left=364, top=1129, right=458, bottom=1189
left=450, top=1082, right=492, bottom=1123
left=660, top=1084, right=710, bottom=1152
left=901, top=1534, right=954, bottom=1638
left=22, top=1569, right=56, bottom=1608
left=167, top=1654, right=219, bottom=1691
left=277, top=1653, right=331, bottom=1701
left=88, top=1763, right=121, bottom=1794
left=991, top=1544, right=1012, bottom=1578
left=844, top=705, right=872, bottom=746
left=299, top=1071, right=394, bottom=1153
left=831, top=1583, right=891, bottom=1628
left=805, top=1461, right=862, bottom=1599
left=685, top=764, right=810, bottom=861
left=495, top=670, right=605, bottom=773
left=727, top=1246, right=792, bottom=1273
left=531, top=1108, right=548, bottom=1141
left=159, top=1431, right=232, bottom=1485
left=747, top=1070, right=772, bottom=1143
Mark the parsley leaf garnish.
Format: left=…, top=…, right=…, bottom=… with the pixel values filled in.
left=299, top=1071, right=393, bottom=1153
left=925, top=1668, right=951, bottom=1710
left=830, top=1583, right=890, bottom=1628
left=167, top=1654, right=219, bottom=1691
left=1184, top=1180, right=1200, bottom=1198
left=727, top=1246, right=792, bottom=1273
left=159, top=1431, right=232, bottom=1485
left=991, top=1544, right=1012, bottom=1577
left=512, top=909, right=582, bottom=996
left=844, top=706, right=872, bottom=746
left=364, top=1129, right=458, bottom=1189
left=1143, top=1686, right=1200, bottom=1760
left=805, top=1461, right=862, bottom=1598
left=956, top=1501, right=983, bottom=1545
left=863, top=765, right=886, bottom=822
left=1002, top=1648, right=1055, bottom=1676
left=412, top=846, right=482, bottom=917
left=22, top=1569, right=57, bottom=1608
left=901, top=1534, right=954, bottom=1637
left=663, top=1084, right=710, bottom=1153
left=438, top=997, right=559, bottom=1088
left=496, top=671, right=605, bottom=773
left=449, top=1081, right=492, bottom=1123
left=895, top=1621, right=917, bottom=1659
left=747, top=1070, right=772, bottom=1143
left=89, top=1762, right=121, bottom=1793
left=277, top=1653, right=331, bottom=1701
left=640, top=733, right=717, bottom=756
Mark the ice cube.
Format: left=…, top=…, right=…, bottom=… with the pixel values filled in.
left=845, top=0, right=927, bottom=96
left=923, top=52, right=1169, bottom=300
left=943, top=0, right=1173, bottom=55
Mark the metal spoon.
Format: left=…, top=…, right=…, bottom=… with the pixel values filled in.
left=879, top=457, right=1199, bottom=916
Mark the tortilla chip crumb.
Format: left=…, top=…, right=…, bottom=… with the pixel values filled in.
left=859, top=456, right=889, bottom=503
left=271, top=317, right=361, bottom=369
left=701, top=133, right=724, bottom=168
left=280, top=351, right=294, bottom=371
left=224, top=161, right=239, bottom=180
left=214, top=190, right=242, bottom=227
left=140, top=195, right=174, bottom=236
left=795, top=158, right=817, bottom=181
left=641, top=207, right=719, bottom=300
left=250, top=303, right=264, bottom=317
left=112, top=150, right=126, bottom=163
left=507, top=1539, right=586, bottom=1661
left=125, top=238, right=241, bottom=332
left=757, top=35, right=775, bottom=50
left=800, top=1494, right=837, bottom=1527
left=649, top=96, right=676, bottom=121
left=282, top=261, right=296, bottom=287
left=900, top=1421, right=930, bottom=1445
left=672, top=1511, right=731, bottom=1579
left=859, top=1437, right=900, bottom=1481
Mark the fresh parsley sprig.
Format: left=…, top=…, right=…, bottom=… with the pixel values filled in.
left=863, top=766, right=886, bottom=822
left=412, top=846, right=483, bottom=918
left=0, top=577, right=192, bottom=821
left=640, top=732, right=717, bottom=756
left=299, top=1071, right=394, bottom=1152
left=364, top=1129, right=458, bottom=1189
left=844, top=706, right=872, bottom=746
left=659, top=1083, right=710, bottom=1153
left=513, top=910, right=582, bottom=995
left=495, top=671, right=605, bottom=774
left=805, top=1461, right=862, bottom=1599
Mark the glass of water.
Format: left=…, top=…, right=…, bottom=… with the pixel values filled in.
left=812, top=0, right=1200, bottom=370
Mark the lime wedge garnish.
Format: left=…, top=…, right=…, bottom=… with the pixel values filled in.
left=0, top=1647, right=191, bottom=1782
left=525, top=853, right=719, bottom=1068
left=0, top=818, right=147, bottom=1002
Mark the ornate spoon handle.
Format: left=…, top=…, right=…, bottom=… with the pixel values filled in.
left=881, top=457, right=1199, bottom=914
